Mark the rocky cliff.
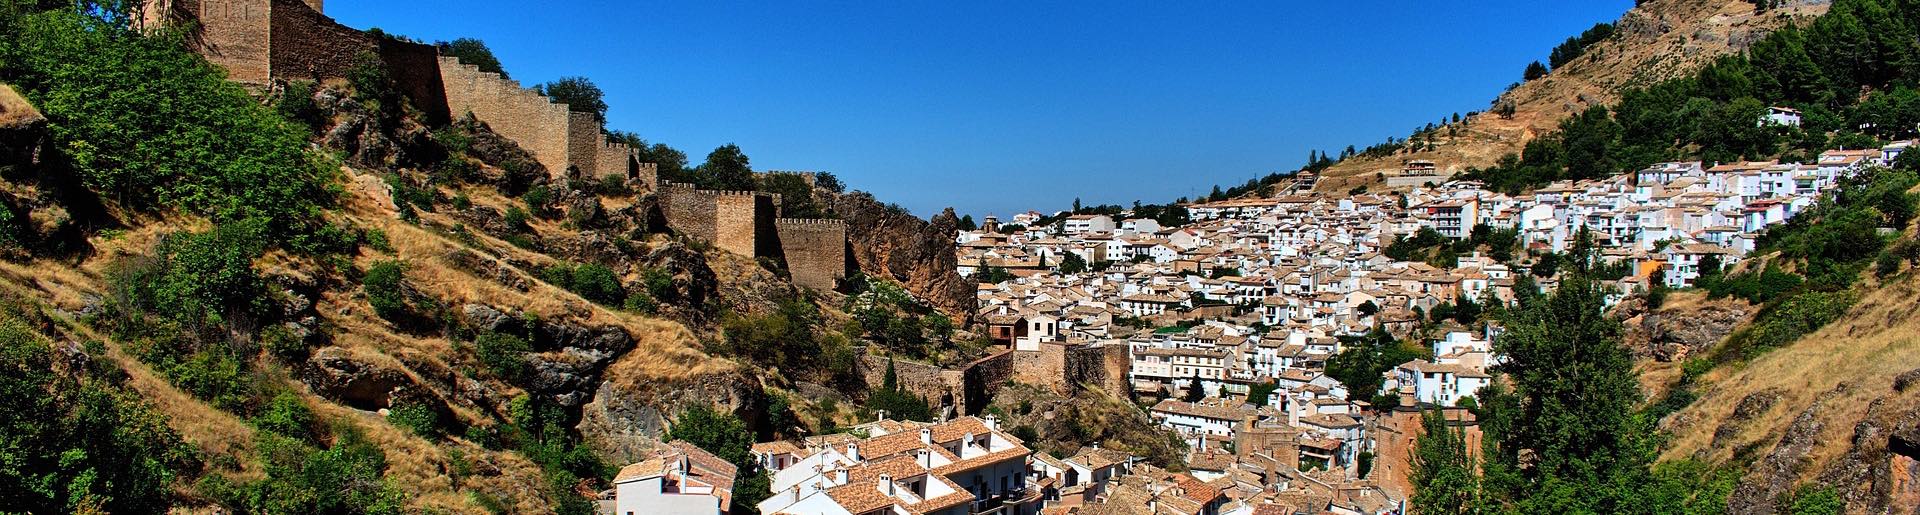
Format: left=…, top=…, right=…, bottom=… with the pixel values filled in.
left=822, top=190, right=975, bottom=320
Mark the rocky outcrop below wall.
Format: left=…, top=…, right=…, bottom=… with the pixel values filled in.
left=823, top=191, right=972, bottom=320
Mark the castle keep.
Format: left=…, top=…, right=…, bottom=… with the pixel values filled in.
left=152, top=0, right=847, bottom=292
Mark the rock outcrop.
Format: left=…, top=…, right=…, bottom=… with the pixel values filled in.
left=1615, top=293, right=1753, bottom=361
left=823, top=190, right=972, bottom=320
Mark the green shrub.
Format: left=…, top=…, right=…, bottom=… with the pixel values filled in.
left=111, top=222, right=271, bottom=328
left=362, top=227, right=393, bottom=254
left=1725, top=290, right=1859, bottom=360
left=213, top=428, right=407, bottom=514
left=522, top=184, right=552, bottom=216
left=503, top=206, right=531, bottom=233
left=362, top=260, right=409, bottom=321
left=541, top=261, right=625, bottom=306
left=0, top=316, right=200, bottom=514
left=387, top=400, right=443, bottom=439
left=474, top=332, right=531, bottom=380
left=4, top=8, right=334, bottom=236
left=253, top=392, right=318, bottom=442
left=275, top=79, right=323, bottom=132
left=171, top=349, right=260, bottom=412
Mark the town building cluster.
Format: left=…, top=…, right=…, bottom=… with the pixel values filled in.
left=609, top=141, right=1912, bottom=514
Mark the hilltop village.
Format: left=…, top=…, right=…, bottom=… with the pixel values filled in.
left=616, top=141, right=1913, bottom=515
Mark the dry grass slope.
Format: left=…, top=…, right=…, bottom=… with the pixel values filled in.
left=1660, top=268, right=1920, bottom=488
left=1314, top=0, right=1828, bottom=193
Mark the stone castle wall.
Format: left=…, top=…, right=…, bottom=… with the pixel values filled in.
left=440, top=63, right=640, bottom=182
left=661, top=182, right=720, bottom=243
left=1011, top=342, right=1130, bottom=398
left=1064, top=342, right=1131, bottom=398
left=961, top=350, right=1015, bottom=416
left=1011, top=344, right=1068, bottom=394
left=156, top=0, right=273, bottom=83
left=859, top=356, right=964, bottom=416
left=438, top=56, right=574, bottom=176
left=775, top=218, right=847, bottom=291
left=712, top=191, right=773, bottom=258
left=153, top=0, right=445, bottom=122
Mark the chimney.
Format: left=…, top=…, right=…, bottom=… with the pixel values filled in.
left=984, top=413, right=1000, bottom=431
left=879, top=474, right=895, bottom=496
left=834, top=467, right=848, bottom=485
left=916, top=448, right=931, bottom=468
left=919, top=427, right=932, bottom=445
left=847, top=442, right=860, bottom=462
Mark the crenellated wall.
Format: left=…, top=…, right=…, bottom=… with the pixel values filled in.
left=711, top=191, right=774, bottom=258
left=660, top=182, right=719, bottom=243
left=438, top=56, right=575, bottom=176
left=774, top=218, right=847, bottom=291
left=149, top=0, right=445, bottom=122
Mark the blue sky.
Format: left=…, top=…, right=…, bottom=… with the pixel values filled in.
left=328, top=1, right=1634, bottom=219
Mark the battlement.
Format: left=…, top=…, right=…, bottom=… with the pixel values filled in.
left=774, top=217, right=848, bottom=291
left=771, top=217, right=848, bottom=224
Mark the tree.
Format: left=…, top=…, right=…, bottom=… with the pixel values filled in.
left=696, top=144, right=755, bottom=191
left=436, top=38, right=507, bottom=77
left=1325, top=326, right=1421, bottom=404
left=957, top=215, right=977, bottom=231
left=1183, top=370, right=1207, bottom=402
left=668, top=404, right=773, bottom=514
left=1410, top=409, right=1481, bottom=514
left=1523, top=61, right=1550, bottom=81
left=1475, top=230, right=1656, bottom=512
left=1246, top=381, right=1279, bottom=406
left=0, top=318, right=199, bottom=514
left=757, top=172, right=825, bottom=219
left=1059, top=252, right=1089, bottom=274
left=536, top=76, right=607, bottom=122
left=608, top=131, right=691, bottom=184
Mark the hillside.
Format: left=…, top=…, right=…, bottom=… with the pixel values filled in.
left=1656, top=213, right=1920, bottom=513
left=0, top=5, right=977, bottom=513
left=1312, top=0, right=1829, bottom=193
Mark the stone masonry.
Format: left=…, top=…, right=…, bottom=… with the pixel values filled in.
left=147, top=0, right=448, bottom=123
left=773, top=219, right=847, bottom=291
left=439, top=56, right=645, bottom=181
left=162, top=0, right=842, bottom=291
left=658, top=182, right=848, bottom=291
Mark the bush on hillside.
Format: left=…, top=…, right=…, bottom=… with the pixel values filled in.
left=1, top=8, right=335, bottom=239
left=0, top=316, right=201, bottom=514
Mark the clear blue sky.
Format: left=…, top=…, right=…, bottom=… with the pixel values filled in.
left=328, top=1, right=1633, bottom=219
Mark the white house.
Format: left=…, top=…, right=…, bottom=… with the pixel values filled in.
left=613, top=442, right=738, bottom=515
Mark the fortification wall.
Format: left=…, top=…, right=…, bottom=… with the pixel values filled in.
left=180, top=0, right=273, bottom=83
left=266, top=0, right=364, bottom=81
left=375, top=40, right=450, bottom=124
left=1011, top=344, right=1068, bottom=394
left=1064, top=342, right=1131, bottom=398
left=660, top=183, right=719, bottom=243
left=860, top=356, right=963, bottom=416
left=631, top=162, right=659, bottom=191
left=961, top=350, right=1015, bottom=416
left=564, top=111, right=603, bottom=178
left=711, top=192, right=766, bottom=257
left=774, top=218, right=847, bottom=291
left=438, top=56, right=574, bottom=177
